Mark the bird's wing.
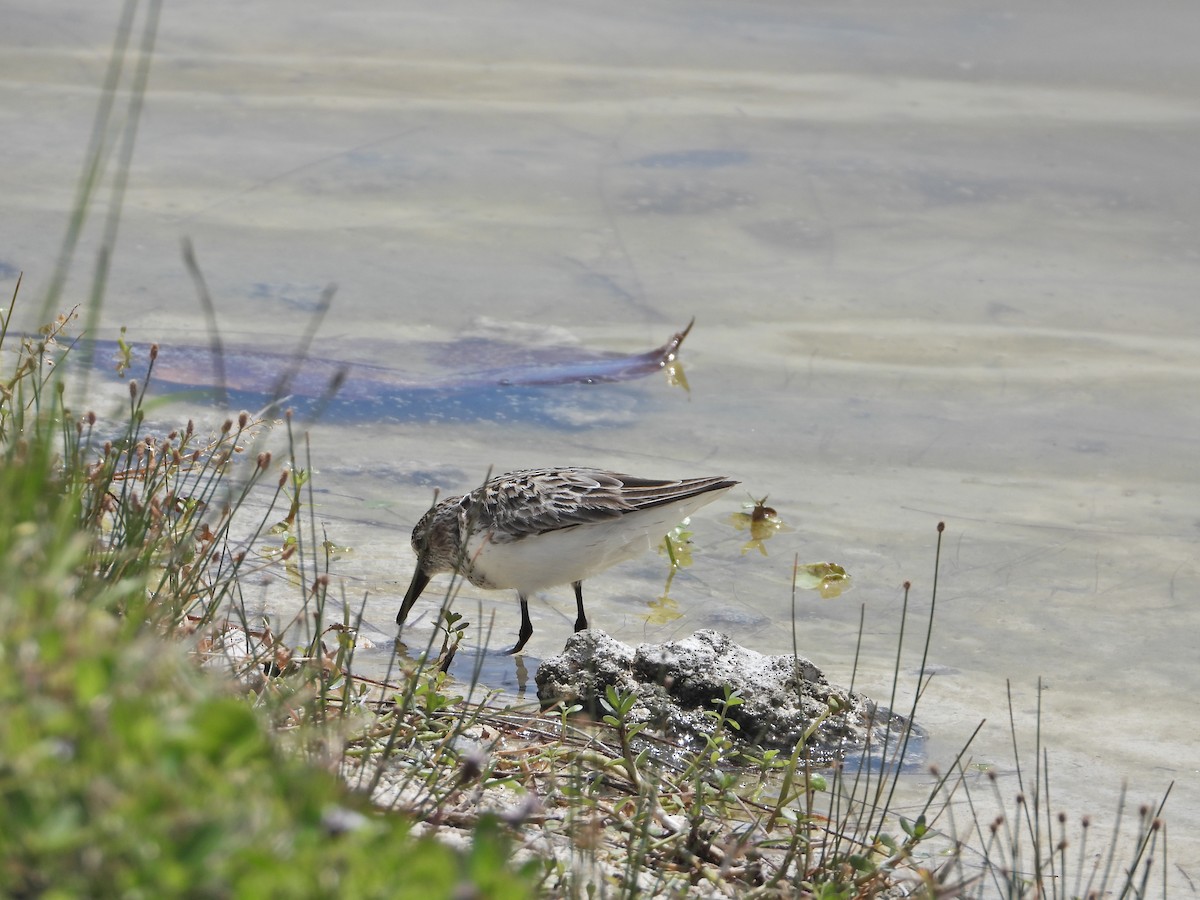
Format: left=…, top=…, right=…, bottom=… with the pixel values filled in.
left=468, top=468, right=735, bottom=542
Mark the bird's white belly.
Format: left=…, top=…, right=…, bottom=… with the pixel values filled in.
left=460, top=501, right=713, bottom=593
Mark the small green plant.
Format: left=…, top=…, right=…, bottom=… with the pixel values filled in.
left=600, top=686, right=651, bottom=789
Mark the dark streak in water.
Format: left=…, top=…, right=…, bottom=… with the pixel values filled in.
left=77, top=321, right=694, bottom=429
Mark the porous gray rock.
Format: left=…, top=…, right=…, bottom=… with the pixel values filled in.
left=535, top=629, right=919, bottom=767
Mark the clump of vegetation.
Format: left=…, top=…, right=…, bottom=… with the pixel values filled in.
left=0, top=291, right=536, bottom=898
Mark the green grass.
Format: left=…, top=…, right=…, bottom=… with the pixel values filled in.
left=0, top=295, right=537, bottom=899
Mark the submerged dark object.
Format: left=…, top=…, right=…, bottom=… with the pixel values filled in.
left=83, top=320, right=694, bottom=427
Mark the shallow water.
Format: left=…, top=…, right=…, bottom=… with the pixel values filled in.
left=3, top=0, right=1199, bottom=890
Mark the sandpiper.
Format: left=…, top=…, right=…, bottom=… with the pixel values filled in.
left=397, top=467, right=737, bottom=654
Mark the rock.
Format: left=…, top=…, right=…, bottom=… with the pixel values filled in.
left=535, top=630, right=919, bottom=767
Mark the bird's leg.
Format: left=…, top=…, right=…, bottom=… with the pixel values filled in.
left=506, top=593, right=534, bottom=655
left=572, top=580, right=588, bottom=633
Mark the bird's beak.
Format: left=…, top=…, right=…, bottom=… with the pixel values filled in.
left=397, top=564, right=431, bottom=626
